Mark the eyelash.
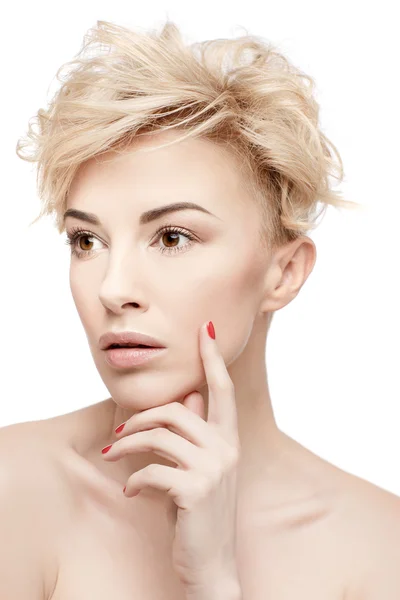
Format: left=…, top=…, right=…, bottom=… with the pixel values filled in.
left=64, top=223, right=197, bottom=259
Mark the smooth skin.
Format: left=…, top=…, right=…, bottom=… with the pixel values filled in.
left=103, top=320, right=242, bottom=598
left=1, top=129, right=399, bottom=599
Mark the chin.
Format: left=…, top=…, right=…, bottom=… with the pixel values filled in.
left=105, top=377, right=198, bottom=412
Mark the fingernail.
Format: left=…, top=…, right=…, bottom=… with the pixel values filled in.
left=101, top=444, right=113, bottom=454
left=115, top=422, right=125, bottom=434
left=207, top=321, right=215, bottom=339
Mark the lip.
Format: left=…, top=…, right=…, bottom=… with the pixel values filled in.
left=104, top=346, right=167, bottom=369
left=99, top=330, right=166, bottom=351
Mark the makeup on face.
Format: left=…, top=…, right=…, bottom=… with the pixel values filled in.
left=104, top=346, right=167, bottom=369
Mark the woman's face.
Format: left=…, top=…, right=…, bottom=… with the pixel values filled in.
left=65, top=130, right=270, bottom=412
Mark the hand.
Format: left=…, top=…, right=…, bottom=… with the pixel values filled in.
left=101, top=320, right=241, bottom=592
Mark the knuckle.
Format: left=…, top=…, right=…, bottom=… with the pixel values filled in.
left=151, top=427, right=166, bottom=438
left=207, top=461, right=224, bottom=485
left=171, top=402, right=184, bottom=417
left=215, top=377, right=234, bottom=393
left=144, top=463, right=160, bottom=478
left=196, top=473, right=213, bottom=497
left=227, top=446, right=240, bottom=466
left=221, top=444, right=240, bottom=469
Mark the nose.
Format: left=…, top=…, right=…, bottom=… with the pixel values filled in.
left=97, top=247, right=149, bottom=314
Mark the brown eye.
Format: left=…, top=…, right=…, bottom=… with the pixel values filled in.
left=78, top=236, right=94, bottom=251
left=65, top=228, right=100, bottom=259
left=65, top=224, right=197, bottom=259
left=155, top=226, right=197, bottom=255
left=161, top=231, right=180, bottom=248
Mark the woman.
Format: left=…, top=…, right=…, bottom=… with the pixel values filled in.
left=3, top=18, right=399, bottom=600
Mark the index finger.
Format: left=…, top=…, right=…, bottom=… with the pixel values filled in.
left=199, top=321, right=239, bottom=440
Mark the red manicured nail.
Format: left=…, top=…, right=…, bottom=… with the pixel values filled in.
left=207, top=321, right=215, bottom=339
left=115, top=423, right=125, bottom=434
left=101, top=444, right=113, bottom=454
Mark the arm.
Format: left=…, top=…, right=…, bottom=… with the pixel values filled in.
left=0, top=424, right=47, bottom=599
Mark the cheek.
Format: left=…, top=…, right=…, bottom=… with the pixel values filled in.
left=182, top=245, right=263, bottom=313
left=69, top=271, right=99, bottom=332
left=70, top=276, right=84, bottom=314
left=177, top=247, right=264, bottom=355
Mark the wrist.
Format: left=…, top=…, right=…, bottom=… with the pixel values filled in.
left=185, top=576, right=242, bottom=600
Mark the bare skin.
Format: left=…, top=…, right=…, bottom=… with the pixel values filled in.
left=2, top=130, right=399, bottom=599
left=5, top=401, right=400, bottom=600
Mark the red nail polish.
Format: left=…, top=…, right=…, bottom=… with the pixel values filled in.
left=207, top=321, right=215, bottom=339
left=101, top=444, right=113, bottom=454
left=115, top=423, right=125, bottom=434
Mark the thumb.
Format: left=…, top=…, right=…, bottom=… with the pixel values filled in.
left=182, top=391, right=206, bottom=420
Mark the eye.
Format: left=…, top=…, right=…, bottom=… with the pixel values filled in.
left=64, top=227, right=102, bottom=259
left=153, top=226, right=197, bottom=255
left=64, top=224, right=198, bottom=259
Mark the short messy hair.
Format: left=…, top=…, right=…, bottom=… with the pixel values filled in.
left=16, top=19, right=361, bottom=251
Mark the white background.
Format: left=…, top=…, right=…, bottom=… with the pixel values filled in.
left=1, top=1, right=399, bottom=496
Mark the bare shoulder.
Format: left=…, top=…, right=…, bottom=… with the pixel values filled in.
left=257, top=435, right=400, bottom=600
left=332, top=469, right=400, bottom=599
left=0, top=420, right=71, bottom=599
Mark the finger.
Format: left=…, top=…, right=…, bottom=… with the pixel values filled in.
left=181, top=391, right=206, bottom=421
left=114, top=401, right=219, bottom=448
left=124, top=464, right=203, bottom=507
left=103, top=427, right=216, bottom=471
left=200, top=321, right=239, bottom=441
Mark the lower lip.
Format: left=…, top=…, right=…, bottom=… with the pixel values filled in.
left=104, top=347, right=167, bottom=368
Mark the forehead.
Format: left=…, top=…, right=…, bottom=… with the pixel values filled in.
left=69, top=130, right=253, bottom=215
left=79, top=130, right=241, bottom=178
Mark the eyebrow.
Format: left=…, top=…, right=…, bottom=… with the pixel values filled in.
left=63, top=202, right=221, bottom=226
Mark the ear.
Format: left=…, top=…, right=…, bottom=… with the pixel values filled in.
left=259, top=236, right=317, bottom=313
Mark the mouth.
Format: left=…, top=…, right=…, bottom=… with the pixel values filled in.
left=104, top=344, right=167, bottom=368
left=107, top=344, right=156, bottom=349
left=99, top=330, right=166, bottom=350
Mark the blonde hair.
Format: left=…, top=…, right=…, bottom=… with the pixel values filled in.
left=16, top=19, right=361, bottom=251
